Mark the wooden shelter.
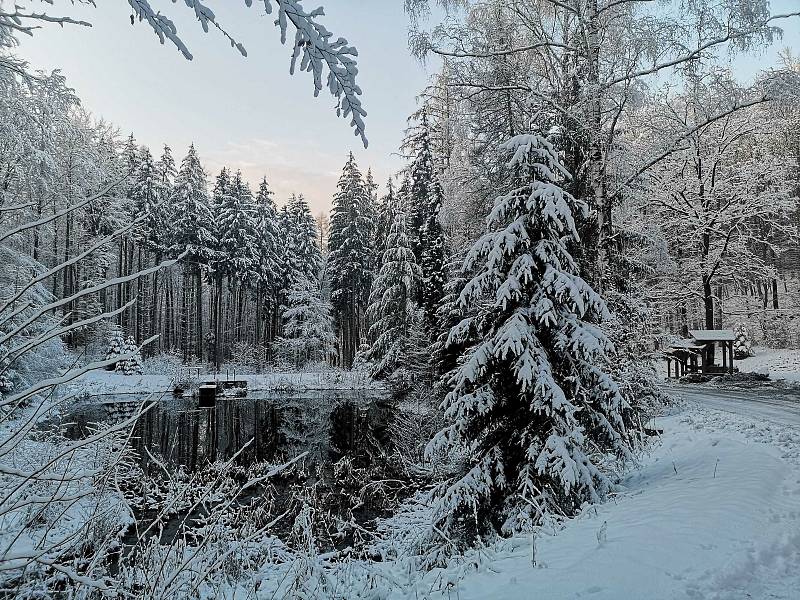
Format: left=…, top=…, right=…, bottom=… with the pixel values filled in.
left=665, top=339, right=705, bottom=378
left=665, top=330, right=736, bottom=379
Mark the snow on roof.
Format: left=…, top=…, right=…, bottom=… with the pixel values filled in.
left=689, top=329, right=736, bottom=342
left=670, top=339, right=706, bottom=350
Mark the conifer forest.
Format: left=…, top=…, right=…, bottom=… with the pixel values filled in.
left=2, top=2, right=800, bottom=598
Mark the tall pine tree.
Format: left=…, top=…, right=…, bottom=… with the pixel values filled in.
left=254, top=176, right=281, bottom=348
left=276, top=274, right=336, bottom=368
left=405, top=111, right=448, bottom=324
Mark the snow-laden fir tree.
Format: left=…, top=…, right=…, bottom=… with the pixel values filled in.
left=284, top=193, right=322, bottom=286
left=153, top=144, right=178, bottom=246
left=214, top=170, right=258, bottom=281
left=117, top=336, right=143, bottom=375
left=328, top=153, right=374, bottom=367
left=420, top=174, right=447, bottom=321
left=105, top=331, right=124, bottom=361
left=733, top=324, right=754, bottom=359
left=405, top=111, right=448, bottom=322
left=364, top=166, right=379, bottom=256
left=104, top=332, right=142, bottom=375
left=254, top=176, right=282, bottom=346
left=430, top=134, right=637, bottom=537
left=157, top=144, right=177, bottom=188
left=365, top=210, right=422, bottom=378
left=168, top=144, right=215, bottom=263
left=373, top=178, right=398, bottom=272
left=168, top=144, right=214, bottom=360
left=276, top=275, right=336, bottom=368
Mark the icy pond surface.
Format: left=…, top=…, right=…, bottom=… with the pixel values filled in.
left=58, top=390, right=394, bottom=474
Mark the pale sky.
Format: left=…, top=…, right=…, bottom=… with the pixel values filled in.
left=14, top=1, right=438, bottom=214
left=12, top=1, right=800, bottom=214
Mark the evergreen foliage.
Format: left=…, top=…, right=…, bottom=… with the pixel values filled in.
left=405, top=112, right=448, bottom=322
left=366, top=210, right=422, bottom=378
left=254, top=177, right=281, bottom=291
left=284, top=194, right=322, bottom=287
left=430, top=134, right=637, bottom=536
left=276, top=275, right=336, bottom=367
left=734, top=324, right=755, bottom=359
left=328, top=153, right=374, bottom=367
left=214, top=170, right=259, bottom=281
left=168, top=144, right=215, bottom=265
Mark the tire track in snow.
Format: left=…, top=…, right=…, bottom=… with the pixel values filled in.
left=663, top=383, right=800, bottom=429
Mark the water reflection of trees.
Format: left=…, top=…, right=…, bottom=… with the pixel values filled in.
left=61, top=392, right=419, bottom=552
left=67, top=392, right=391, bottom=476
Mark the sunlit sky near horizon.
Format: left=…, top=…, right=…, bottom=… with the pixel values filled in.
left=12, top=0, right=800, bottom=215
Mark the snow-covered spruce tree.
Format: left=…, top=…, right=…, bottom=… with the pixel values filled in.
left=420, top=175, right=447, bottom=322
left=733, top=324, right=755, bottom=359
left=117, top=336, right=143, bottom=375
left=366, top=210, right=422, bottom=378
left=168, top=144, right=215, bottom=360
left=276, top=275, right=336, bottom=368
left=254, top=176, right=282, bottom=347
left=104, top=330, right=125, bottom=370
left=328, top=153, right=374, bottom=367
left=373, top=178, right=398, bottom=272
left=210, top=170, right=260, bottom=365
left=282, top=194, right=323, bottom=293
left=405, top=111, right=448, bottom=322
left=215, top=170, right=259, bottom=280
left=129, top=145, right=171, bottom=253
left=430, top=134, right=637, bottom=537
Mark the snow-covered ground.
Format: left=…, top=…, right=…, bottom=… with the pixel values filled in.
left=736, top=347, right=800, bottom=384
left=406, top=395, right=800, bottom=599
left=67, top=368, right=382, bottom=396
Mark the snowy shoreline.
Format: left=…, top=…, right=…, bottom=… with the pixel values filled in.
left=65, top=369, right=386, bottom=397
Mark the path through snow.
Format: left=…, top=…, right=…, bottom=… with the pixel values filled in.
left=409, top=389, right=800, bottom=599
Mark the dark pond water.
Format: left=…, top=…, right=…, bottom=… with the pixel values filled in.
left=53, top=391, right=405, bottom=548
left=57, top=390, right=395, bottom=475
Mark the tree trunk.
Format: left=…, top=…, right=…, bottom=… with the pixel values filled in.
left=195, top=268, right=204, bottom=361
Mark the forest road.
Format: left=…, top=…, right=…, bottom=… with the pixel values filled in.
left=663, top=382, right=800, bottom=428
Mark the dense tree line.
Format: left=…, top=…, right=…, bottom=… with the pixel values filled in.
left=0, top=62, right=453, bottom=373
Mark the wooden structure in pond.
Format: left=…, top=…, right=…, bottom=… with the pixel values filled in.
left=665, top=329, right=736, bottom=379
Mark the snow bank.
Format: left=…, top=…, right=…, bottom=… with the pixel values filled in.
left=736, top=347, right=800, bottom=384
left=404, top=405, right=800, bottom=599
left=67, top=368, right=384, bottom=396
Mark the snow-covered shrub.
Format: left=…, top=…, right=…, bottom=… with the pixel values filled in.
left=734, top=323, right=755, bottom=359
left=226, top=341, right=268, bottom=372
left=119, top=337, right=143, bottom=375
left=105, top=333, right=143, bottom=375
left=104, top=330, right=125, bottom=367
left=142, top=349, right=184, bottom=378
